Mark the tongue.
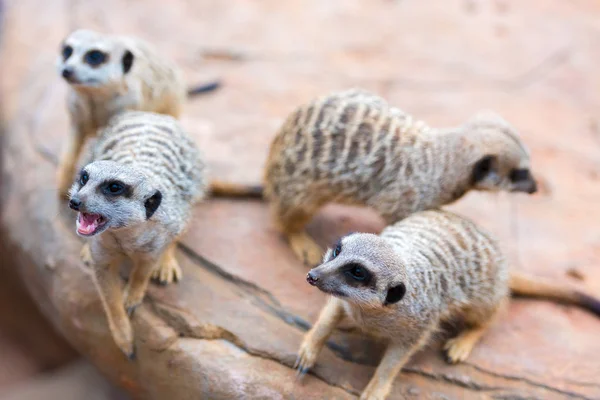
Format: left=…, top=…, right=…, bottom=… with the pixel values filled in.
left=78, top=213, right=101, bottom=235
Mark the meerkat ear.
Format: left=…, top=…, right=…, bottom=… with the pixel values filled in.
left=122, top=50, right=134, bottom=74
left=385, top=282, right=406, bottom=305
left=144, top=190, right=162, bottom=219
left=472, top=155, right=498, bottom=184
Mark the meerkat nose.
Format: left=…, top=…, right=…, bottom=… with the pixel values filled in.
left=527, top=181, right=537, bottom=194
left=62, top=68, right=74, bottom=79
left=306, top=271, right=319, bottom=286
left=69, top=198, right=82, bottom=211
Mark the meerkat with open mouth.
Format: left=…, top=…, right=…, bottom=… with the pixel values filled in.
left=57, top=29, right=218, bottom=198
left=68, top=111, right=205, bottom=359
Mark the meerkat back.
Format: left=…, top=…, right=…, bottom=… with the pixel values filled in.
left=264, top=89, right=537, bottom=265
left=93, top=111, right=206, bottom=208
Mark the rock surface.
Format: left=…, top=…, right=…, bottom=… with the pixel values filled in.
left=1, top=0, right=600, bottom=399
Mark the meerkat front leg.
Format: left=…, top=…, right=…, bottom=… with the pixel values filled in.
left=150, top=241, right=182, bottom=285
left=91, top=254, right=135, bottom=359
left=360, top=328, right=434, bottom=400
left=124, top=255, right=160, bottom=316
left=295, top=297, right=345, bottom=376
left=275, top=205, right=323, bottom=266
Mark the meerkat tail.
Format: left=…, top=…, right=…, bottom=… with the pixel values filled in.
left=209, top=180, right=264, bottom=199
left=510, top=271, right=600, bottom=317
left=187, top=81, right=221, bottom=96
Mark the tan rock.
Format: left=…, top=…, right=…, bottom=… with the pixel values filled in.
left=1, top=0, right=599, bottom=399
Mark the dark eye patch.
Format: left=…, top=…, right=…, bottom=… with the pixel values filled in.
left=509, top=168, right=530, bottom=182
left=101, top=180, right=131, bottom=197
left=79, top=170, right=89, bottom=186
left=472, top=155, right=496, bottom=183
left=343, top=263, right=372, bottom=286
left=84, top=50, right=108, bottom=66
left=62, top=45, right=73, bottom=60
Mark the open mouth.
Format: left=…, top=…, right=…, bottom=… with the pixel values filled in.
left=76, top=212, right=107, bottom=236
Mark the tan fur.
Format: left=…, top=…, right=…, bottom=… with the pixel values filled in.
left=264, top=89, right=537, bottom=265
left=57, top=29, right=189, bottom=197
left=69, top=111, right=206, bottom=358
left=209, top=180, right=264, bottom=199
left=296, top=210, right=599, bottom=400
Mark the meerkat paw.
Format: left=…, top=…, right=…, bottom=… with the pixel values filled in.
left=444, top=328, right=483, bottom=364
left=110, top=319, right=136, bottom=360
left=123, top=290, right=144, bottom=317
left=288, top=232, right=323, bottom=266
left=359, top=382, right=390, bottom=400
left=151, top=256, right=182, bottom=285
left=294, top=336, right=322, bottom=379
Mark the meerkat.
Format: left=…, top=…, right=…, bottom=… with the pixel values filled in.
left=68, top=111, right=206, bottom=359
left=264, top=89, right=538, bottom=265
left=56, top=29, right=219, bottom=197
left=295, top=209, right=600, bottom=400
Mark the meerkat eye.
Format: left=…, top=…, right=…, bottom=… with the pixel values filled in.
left=350, top=265, right=366, bottom=280
left=85, top=50, right=107, bottom=66
left=509, top=168, right=530, bottom=182
left=332, top=240, right=342, bottom=259
left=62, top=45, right=73, bottom=60
left=79, top=171, right=89, bottom=186
left=344, top=263, right=371, bottom=284
left=107, top=182, right=124, bottom=194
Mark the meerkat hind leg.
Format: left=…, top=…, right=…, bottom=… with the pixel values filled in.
left=277, top=205, right=323, bottom=266
left=444, top=300, right=505, bottom=364
left=288, top=231, right=323, bottom=267
left=151, top=242, right=182, bottom=285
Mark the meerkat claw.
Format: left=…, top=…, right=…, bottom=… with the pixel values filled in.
left=127, top=346, right=137, bottom=361
left=126, top=304, right=139, bottom=318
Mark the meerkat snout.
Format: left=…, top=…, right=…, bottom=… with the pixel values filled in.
left=68, top=197, right=81, bottom=211
left=68, top=160, right=159, bottom=237
left=466, top=111, right=538, bottom=195
left=61, top=67, right=74, bottom=80
left=306, top=272, right=319, bottom=286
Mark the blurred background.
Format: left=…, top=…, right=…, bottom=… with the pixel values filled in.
left=0, top=0, right=599, bottom=399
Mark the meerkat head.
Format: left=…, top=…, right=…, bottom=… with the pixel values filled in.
left=67, top=161, right=162, bottom=237
left=464, top=111, right=537, bottom=195
left=57, top=29, right=136, bottom=90
left=305, top=233, right=409, bottom=309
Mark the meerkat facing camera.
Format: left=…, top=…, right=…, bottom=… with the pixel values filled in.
left=57, top=29, right=219, bottom=197
left=264, top=89, right=537, bottom=265
left=296, top=210, right=600, bottom=400
left=68, top=111, right=206, bottom=359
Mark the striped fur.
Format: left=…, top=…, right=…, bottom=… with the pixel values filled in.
left=57, top=29, right=189, bottom=197
left=92, top=111, right=206, bottom=208
left=299, top=210, right=599, bottom=399
left=264, top=89, right=534, bottom=234
left=68, top=111, right=205, bottom=358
